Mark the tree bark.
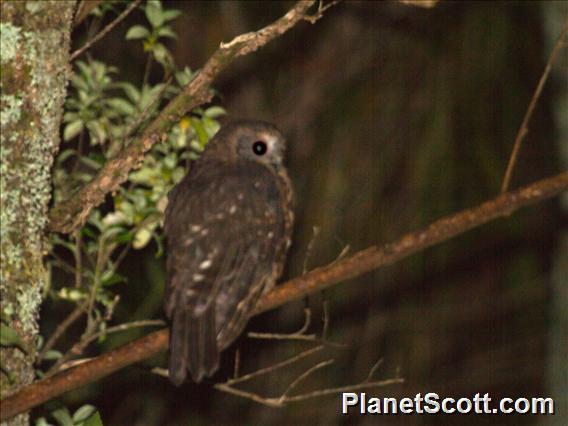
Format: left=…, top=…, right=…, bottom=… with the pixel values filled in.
left=0, top=1, right=75, bottom=424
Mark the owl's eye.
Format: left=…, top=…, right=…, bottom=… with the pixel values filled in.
left=252, top=141, right=267, bottom=156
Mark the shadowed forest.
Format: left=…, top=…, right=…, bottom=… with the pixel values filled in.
left=2, top=1, right=566, bottom=425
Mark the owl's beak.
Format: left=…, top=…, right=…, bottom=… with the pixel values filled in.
left=273, top=156, right=283, bottom=172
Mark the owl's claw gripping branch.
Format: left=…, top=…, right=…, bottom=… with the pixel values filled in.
left=48, top=0, right=323, bottom=235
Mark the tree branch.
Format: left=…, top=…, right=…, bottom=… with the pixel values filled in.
left=2, top=171, right=566, bottom=420
left=70, top=0, right=142, bottom=62
left=74, top=0, right=105, bottom=27
left=49, top=0, right=321, bottom=234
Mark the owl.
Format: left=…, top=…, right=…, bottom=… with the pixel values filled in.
left=164, top=120, right=294, bottom=385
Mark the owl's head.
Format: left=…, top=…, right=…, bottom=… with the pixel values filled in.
left=201, top=120, right=286, bottom=170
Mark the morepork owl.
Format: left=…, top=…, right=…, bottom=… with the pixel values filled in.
left=164, top=120, right=294, bottom=385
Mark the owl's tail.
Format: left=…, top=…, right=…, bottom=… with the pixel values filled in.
left=169, top=305, right=219, bottom=385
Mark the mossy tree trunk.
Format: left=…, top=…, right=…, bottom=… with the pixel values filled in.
left=1, top=1, right=75, bottom=424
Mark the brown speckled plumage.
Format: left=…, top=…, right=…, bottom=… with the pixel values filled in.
left=164, top=120, right=293, bottom=385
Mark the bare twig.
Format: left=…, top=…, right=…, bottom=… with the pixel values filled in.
left=247, top=305, right=344, bottom=348
left=46, top=296, right=120, bottom=377
left=223, top=345, right=324, bottom=387
left=233, top=348, right=241, bottom=379
left=248, top=308, right=315, bottom=340
left=80, top=319, right=165, bottom=350
left=303, top=0, right=341, bottom=24
left=500, top=19, right=568, bottom=192
left=46, top=316, right=163, bottom=378
left=73, top=230, right=83, bottom=288
left=70, top=0, right=142, bottom=61
left=2, top=172, right=567, bottom=420
left=279, top=377, right=404, bottom=404
left=280, top=359, right=334, bottom=400
left=49, top=0, right=326, bottom=234
left=37, top=300, right=89, bottom=364
left=215, top=355, right=403, bottom=408
left=303, top=226, right=321, bottom=274
left=364, top=358, right=384, bottom=382
left=74, top=0, right=104, bottom=27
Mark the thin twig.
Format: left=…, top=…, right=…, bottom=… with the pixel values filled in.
left=280, top=377, right=404, bottom=403
left=248, top=308, right=313, bottom=340
left=280, top=359, right=334, bottom=400
left=303, top=0, right=341, bottom=24
left=303, top=226, right=320, bottom=274
left=74, top=0, right=105, bottom=27
left=37, top=300, right=89, bottom=364
left=49, top=256, right=77, bottom=276
left=321, top=300, right=330, bottom=338
left=364, top=358, right=384, bottom=382
left=500, top=19, right=568, bottom=192
left=73, top=230, right=83, bottom=289
left=213, top=384, right=284, bottom=408
left=142, top=54, right=154, bottom=89
left=47, top=315, right=163, bottom=377
left=223, top=345, right=324, bottom=387
left=233, top=348, right=241, bottom=379
left=216, top=361, right=403, bottom=408
left=70, top=0, right=142, bottom=61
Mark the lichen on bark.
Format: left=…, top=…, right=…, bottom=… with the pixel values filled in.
left=0, top=1, right=75, bottom=423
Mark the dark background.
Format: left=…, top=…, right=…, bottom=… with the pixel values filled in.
left=40, top=1, right=567, bottom=425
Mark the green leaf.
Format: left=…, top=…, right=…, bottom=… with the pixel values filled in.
left=57, top=288, right=86, bottom=302
left=107, top=98, right=136, bottom=116
left=133, top=223, right=156, bottom=249
left=101, top=271, right=126, bottom=287
left=51, top=235, right=76, bottom=252
left=83, top=411, right=103, bottom=426
left=145, top=1, right=164, bottom=28
left=102, top=211, right=128, bottom=227
left=0, top=323, right=26, bottom=352
left=86, top=121, right=107, bottom=144
left=79, top=155, right=103, bottom=171
left=162, top=9, right=181, bottom=21
left=51, top=407, right=73, bottom=426
left=57, top=149, right=78, bottom=164
left=175, top=67, right=193, bottom=86
left=43, top=350, right=63, bottom=361
left=117, top=82, right=141, bottom=103
left=191, top=118, right=209, bottom=146
left=204, top=106, right=226, bottom=119
left=63, top=120, right=84, bottom=141
left=34, top=417, right=51, bottom=426
left=157, top=26, right=177, bottom=39
left=163, top=153, right=177, bottom=169
left=125, top=25, right=150, bottom=40
left=202, top=117, right=220, bottom=138
left=114, top=230, right=134, bottom=244
left=73, top=405, right=96, bottom=423
left=152, top=43, right=174, bottom=71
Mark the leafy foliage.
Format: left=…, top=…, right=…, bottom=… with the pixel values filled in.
left=35, top=404, right=103, bottom=426
left=39, top=1, right=225, bottom=421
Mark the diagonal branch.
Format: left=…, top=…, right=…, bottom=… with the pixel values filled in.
left=500, top=18, right=568, bottom=193
left=70, top=0, right=142, bottom=62
left=49, top=0, right=321, bottom=234
left=2, top=171, right=566, bottom=420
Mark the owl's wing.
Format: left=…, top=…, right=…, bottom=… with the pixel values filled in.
left=164, top=161, right=287, bottom=383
